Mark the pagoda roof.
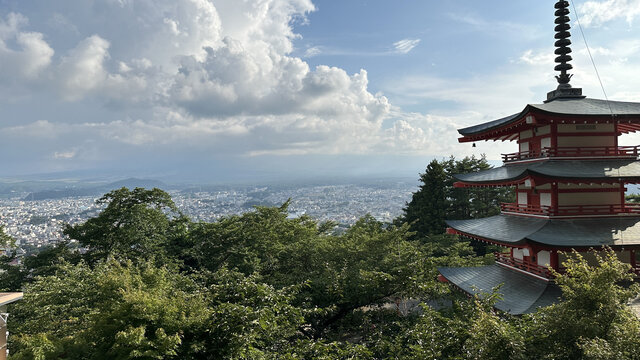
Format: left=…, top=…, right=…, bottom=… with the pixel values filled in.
left=458, top=97, right=640, bottom=141
left=454, top=160, right=640, bottom=185
left=447, top=214, right=640, bottom=247
left=438, top=264, right=561, bottom=315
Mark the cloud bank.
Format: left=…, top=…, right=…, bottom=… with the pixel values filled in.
left=0, top=0, right=442, bottom=176
left=578, top=0, right=640, bottom=27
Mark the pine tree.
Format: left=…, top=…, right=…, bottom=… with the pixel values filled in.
left=402, top=159, right=448, bottom=236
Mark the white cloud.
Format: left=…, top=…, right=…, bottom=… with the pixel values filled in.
left=518, top=49, right=554, bottom=66
left=450, top=13, right=541, bottom=40
left=578, top=0, right=640, bottom=27
left=58, top=35, right=111, bottom=100
left=0, top=0, right=491, bottom=173
left=0, top=13, right=54, bottom=81
left=393, top=39, right=421, bottom=54
left=304, top=46, right=321, bottom=57
left=53, top=150, right=77, bottom=159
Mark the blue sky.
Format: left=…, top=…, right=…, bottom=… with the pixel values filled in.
left=0, top=0, right=639, bottom=182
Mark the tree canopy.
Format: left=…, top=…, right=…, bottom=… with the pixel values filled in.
left=4, top=187, right=640, bottom=359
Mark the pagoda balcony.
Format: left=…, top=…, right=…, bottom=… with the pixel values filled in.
left=495, top=252, right=640, bottom=278
left=502, top=145, right=640, bottom=163
left=494, top=252, right=552, bottom=278
left=500, top=203, right=640, bottom=217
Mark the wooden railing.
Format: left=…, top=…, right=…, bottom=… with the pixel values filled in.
left=494, top=252, right=552, bottom=278
left=500, top=203, right=550, bottom=215
left=496, top=253, right=640, bottom=278
left=502, top=145, right=640, bottom=162
left=500, top=203, right=640, bottom=217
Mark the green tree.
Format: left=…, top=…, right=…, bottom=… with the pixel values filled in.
left=10, top=261, right=311, bottom=359
left=525, top=249, right=640, bottom=360
left=189, top=203, right=438, bottom=339
left=63, top=187, right=187, bottom=265
left=0, top=242, right=82, bottom=292
left=0, top=225, right=14, bottom=249
left=442, top=155, right=513, bottom=221
left=400, top=156, right=514, bottom=239
left=401, top=159, right=448, bottom=236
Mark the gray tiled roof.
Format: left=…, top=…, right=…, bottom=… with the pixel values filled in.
left=458, top=97, right=640, bottom=136
left=454, top=160, right=640, bottom=184
left=533, top=98, right=640, bottom=116
left=447, top=215, right=546, bottom=245
left=438, top=265, right=561, bottom=315
left=447, top=214, right=640, bottom=247
left=458, top=113, right=521, bottom=136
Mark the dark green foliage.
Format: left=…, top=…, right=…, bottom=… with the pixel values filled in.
left=63, top=187, right=188, bottom=266
left=11, top=188, right=468, bottom=358
left=524, top=249, right=640, bottom=360
left=400, top=156, right=514, bottom=241
left=9, top=188, right=640, bottom=359
left=0, top=242, right=82, bottom=292
left=402, top=160, right=448, bottom=235
left=188, top=204, right=445, bottom=339
left=399, top=156, right=512, bottom=256
left=442, top=156, right=513, bottom=221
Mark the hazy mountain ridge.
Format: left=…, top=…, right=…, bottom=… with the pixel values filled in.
left=21, top=178, right=167, bottom=201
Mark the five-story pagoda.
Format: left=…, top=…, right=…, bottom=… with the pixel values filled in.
left=439, top=0, right=640, bottom=315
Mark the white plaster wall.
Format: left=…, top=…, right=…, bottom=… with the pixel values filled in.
left=518, top=192, right=528, bottom=205
left=537, top=250, right=551, bottom=267
left=557, top=136, right=615, bottom=147
left=541, top=137, right=551, bottom=149
left=558, top=192, right=621, bottom=206
left=520, top=142, right=530, bottom=152
left=540, top=193, right=552, bottom=207
left=513, top=248, right=524, bottom=260
left=557, top=124, right=614, bottom=132
left=537, top=125, right=551, bottom=135
left=520, top=130, right=533, bottom=139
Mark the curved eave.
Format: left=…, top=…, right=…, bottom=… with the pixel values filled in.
left=458, top=98, right=640, bottom=143
left=446, top=216, right=546, bottom=246
left=447, top=215, right=640, bottom=248
left=458, top=108, right=530, bottom=143
left=453, top=160, right=640, bottom=186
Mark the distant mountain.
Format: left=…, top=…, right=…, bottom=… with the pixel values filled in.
left=104, top=178, right=166, bottom=190
left=22, top=178, right=167, bottom=201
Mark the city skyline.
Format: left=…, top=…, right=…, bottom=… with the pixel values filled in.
left=1, top=0, right=639, bottom=181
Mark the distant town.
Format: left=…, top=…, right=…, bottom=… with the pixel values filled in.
left=0, top=180, right=417, bottom=252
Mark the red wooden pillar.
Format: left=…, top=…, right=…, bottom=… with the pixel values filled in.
left=550, top=250, right=559, bottom=271
left=551, top=182, right=559, bottom=215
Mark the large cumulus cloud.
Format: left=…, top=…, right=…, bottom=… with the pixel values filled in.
left=0, top=0, right=436, bottom=173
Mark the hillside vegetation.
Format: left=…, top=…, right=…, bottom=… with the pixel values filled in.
left=1, top=159, right=639, bottom=359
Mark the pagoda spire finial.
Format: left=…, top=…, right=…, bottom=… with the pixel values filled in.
left=546, top=0, right=585, bottom=102
left=554, top=0, right=573, bottom=87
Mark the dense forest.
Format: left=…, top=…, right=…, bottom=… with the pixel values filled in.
left=1, top=157, right=639, bottom=359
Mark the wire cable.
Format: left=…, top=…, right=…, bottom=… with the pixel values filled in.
left=569, top=0, right=614, bottom=117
